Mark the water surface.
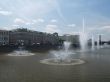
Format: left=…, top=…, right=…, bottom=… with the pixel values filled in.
left=0, top=48, right=110, bottom=82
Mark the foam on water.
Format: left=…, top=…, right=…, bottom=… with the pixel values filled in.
left=8, top=46, right=35, bottom=56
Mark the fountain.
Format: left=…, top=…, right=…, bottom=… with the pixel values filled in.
left=50, top=41, right=74, bottom=63
left=80, top=32, right=88, bottom=51
left=91, top=35, right=95, bottom=51
left=79, top=18, right=88, bottom=52
left=40, top=18, right=88, bottom=66
left=8, top=46, right=35, bottom=56
left=96, top=36, right=99, bottom=49
left=40, top=41, right=85, bottom=65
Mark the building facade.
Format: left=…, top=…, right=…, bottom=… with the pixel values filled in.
left=60, top=34, right=80, bottom=47
left=0, top=30, right=9, bottom=45
left=9, top=28, right=60, bottom=46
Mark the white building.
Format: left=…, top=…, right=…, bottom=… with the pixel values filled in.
left=0, top=30, right=9, bottom=45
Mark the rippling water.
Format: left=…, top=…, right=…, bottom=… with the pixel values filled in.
left=0, top=48, right=110, bottom=82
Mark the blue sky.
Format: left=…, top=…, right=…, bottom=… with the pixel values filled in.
left=0, top=0, right=110, bottom=40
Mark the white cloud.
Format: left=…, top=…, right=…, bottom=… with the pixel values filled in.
left=91, top=25, right=110, bottom=31
left=0, top=10, right=12, bottom=16
left=14, top=18, right=45, bottom=26
left=98, top=25, right=110, bottom=33
left=32, top=19, right=44, bottom=24
left=37, top=18, right=44, bottom=23
left=14, top=0, right=56, bottom=18
left=50, top=19, right=57, bottom=23
left=88, top=27, right=96, bottom=31
left=14, top=18, right=32, bottom=25
left=14, top=18, right=26, bottom=24
left=0, top=26, right=16, bottom=30
left=87, top=25, right=110, bottom=36
left=25, top=22, right=34, bottom=25
left=69, top=31, right=81, bottom=35
left=45, top=24, right=61, bottom=33
left=12, top=24, right=19, bottom=27
left=67, top=24, right=76, bottom=27
left=32, top=20, right=37, bottom=23
left=0, top=27, right=9, bottom=30
left=101, top=25, right=110, bottom=29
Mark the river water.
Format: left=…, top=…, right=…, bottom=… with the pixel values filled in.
left=0, top=48, right=110, bottom=82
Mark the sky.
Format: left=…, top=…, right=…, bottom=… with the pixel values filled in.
left=0, top=0, right=110, bottom=40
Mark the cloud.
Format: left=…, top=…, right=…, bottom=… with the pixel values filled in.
left=25, top=22, right=34, bottom=25
left=14, top=18, right=33, bottom=25
left=32, top=18, right=44, bottom=23
left=12, top=24, right=19, bottom=27
left=37, top=18, right=44, bottom=23
left=98, top=25, right=110, bottom=32
left=0, top=10, right=12, bottom=16
left=67, top=24, right=76, bottom=27
left=14, top=18, right=26, bottom=24
left=50, top=19, right=57, bottom=23
left=69, top=31, right=81, bottom=35
left=45, top=24, right=61, bottom=33
left=11, top=0, right=57, bottom=18
left=14, top=18, right=45, bottom=26
left=89, top=25, right=110, bottom=31
left=0, top=26, right=16, bottom=30
left=0, top=27, right=9, bottom=30
left=87, top=25, right=110, bottom=36
left=101, top=25, right=110, bottom=29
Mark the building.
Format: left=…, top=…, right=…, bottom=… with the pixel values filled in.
left=42, top=32, right=59, bottom=45
left=60, top=34, right=80, bottom=47
left=61, top=34, right=79, bottom=43
left=0, top=30, right=9, bottom=45
left=9, top=28, right=33, bottom=45
left=9, top=28, right=60, bottom=46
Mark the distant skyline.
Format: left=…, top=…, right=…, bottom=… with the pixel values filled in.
left=0, top=0, right=110, bottom=40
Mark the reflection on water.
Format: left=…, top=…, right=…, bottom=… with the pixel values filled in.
left=0, top=48, right=110, bottom=82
